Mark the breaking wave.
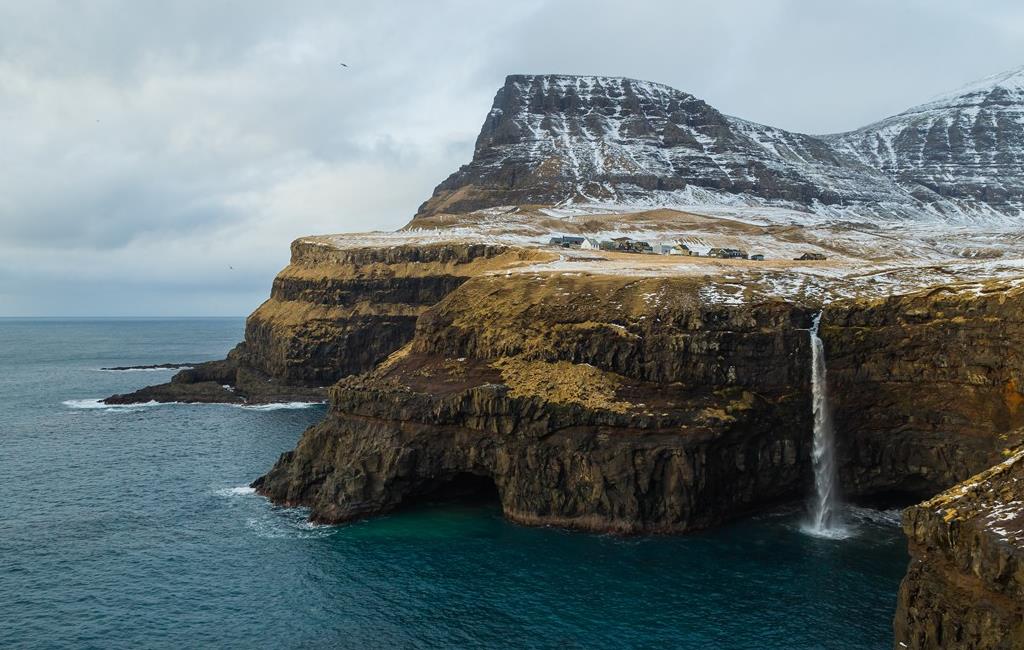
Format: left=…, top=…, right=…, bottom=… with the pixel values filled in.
left=62, top=398, right=161, bottom=412
left=63, top=398, right=324, bottom=411
left=96, top=367, right=190, bottom=372
left=230, top=402, right=325, bottom=411
left=215, top=486, right=256, bottom=497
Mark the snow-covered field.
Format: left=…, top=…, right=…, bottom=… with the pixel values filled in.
left=307, top=204, right=1024, bottom=305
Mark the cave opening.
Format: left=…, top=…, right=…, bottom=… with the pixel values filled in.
left=401, top=472, right=501, bottom=509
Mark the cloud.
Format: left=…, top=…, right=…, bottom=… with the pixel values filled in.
left=0, top=0, right=1021, bottom=315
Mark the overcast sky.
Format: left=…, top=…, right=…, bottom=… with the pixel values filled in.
left=2, top=0, right=1022, bottom=316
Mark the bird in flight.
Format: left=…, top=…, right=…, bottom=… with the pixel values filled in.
left=339, top=62, right=348, bottom=68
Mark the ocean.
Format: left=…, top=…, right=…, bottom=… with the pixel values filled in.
left=0, top=318, right=908, bottom=649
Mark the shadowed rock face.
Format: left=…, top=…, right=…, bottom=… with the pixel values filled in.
left=253, top=274, right=817, bottom=532
left=894, top=449, right=1024, bottom=649
left=823, top=282, right=1024, bottom=500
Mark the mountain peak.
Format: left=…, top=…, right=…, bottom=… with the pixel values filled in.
left=416, top=67, right=1024, bottom=222
left=914, top=64, right=1024, bottom=112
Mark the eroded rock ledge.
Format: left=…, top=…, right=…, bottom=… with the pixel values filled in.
left=895, top=447, right=1024, bottom=649
left=104, top=238, right=545, bottom=405
left=253, top=273, right=816, bottom=532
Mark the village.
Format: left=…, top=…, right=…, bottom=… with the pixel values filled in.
left=547, top=235, right=827, bottom=261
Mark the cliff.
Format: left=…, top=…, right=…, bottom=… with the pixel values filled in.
left=894, top=448, right=1024, bottom=648
left=253, top=273, right=816, bottom=532
left=106, top=236, right=547, bottom=404
left=824, top=280, right=1024, bottom=500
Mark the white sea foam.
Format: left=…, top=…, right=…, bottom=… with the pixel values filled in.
left=62, top=398, right=162, bottom=411
left=245, top=512, right=333, bottom=539
left=63, top=398, right=324, bottom=411
left=846, top=505, right=903, bottom=527
left=231, top=401, right=325, bottom=411
left=95, top=367, right=191, bottom=372
left=216, top=486, right=256, bottom=497
left=799, top=521, right=855, bottom=540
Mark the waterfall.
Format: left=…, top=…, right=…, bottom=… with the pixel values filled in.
left=805, top=311, right=845, bottom=537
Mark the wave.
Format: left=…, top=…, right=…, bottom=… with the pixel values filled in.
left=245, top=510, right=333, bottom=539
left=62, top=398, right=162, bottom=412
left=845, top=505, right=903, bottom=527
left=215, top=485, right=256, bottom=497
left=96, top=367, right=190, bottom=372
left=63, top=398, right=324, bottom=411
left=230, top=401, right=326, bottom=411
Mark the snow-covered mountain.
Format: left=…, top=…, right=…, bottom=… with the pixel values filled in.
left=415, top=70, right=1024, bottom=222
left=827, top=66, right=1024, bottom=219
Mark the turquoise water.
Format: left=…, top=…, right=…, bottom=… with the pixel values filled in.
left=0, top=319, right=909, bottom=649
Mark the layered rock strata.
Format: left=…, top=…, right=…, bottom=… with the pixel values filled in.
left=254, top=274, right=816, bottom=532
left=823, top=280, right=1024, bottom=500
left=894, top=448, right=1024, bottom=649
left=105, top=238, right=544, bottom=404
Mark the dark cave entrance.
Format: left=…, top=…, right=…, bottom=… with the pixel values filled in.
left=402, top=472, right=501, bottom=508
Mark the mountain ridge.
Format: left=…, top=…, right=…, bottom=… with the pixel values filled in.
left=416, top=69, right=1024, bottom=222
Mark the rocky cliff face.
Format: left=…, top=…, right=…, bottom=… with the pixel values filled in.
left=824, top=280, right=1024, bottom=500
left=240, top=238, right=531, bottom=384
left=254, top=273, right=816, bottom=532
left=416, top=70, right=1024, bottom=221
left=106, top=237, right=546, bottom=404
left=894, top=448, right=1024, bottom=649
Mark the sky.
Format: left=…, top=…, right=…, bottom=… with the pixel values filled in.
left=2, top=0, right=1023, bottom=316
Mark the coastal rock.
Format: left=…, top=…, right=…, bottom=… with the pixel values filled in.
left=824, top=280, right=1024, bottom=500
left=254, top=274, right=815, bottom=532
left=104, top=239, right=543, bottom=405
left=894, top=448, right=1024, bottom=649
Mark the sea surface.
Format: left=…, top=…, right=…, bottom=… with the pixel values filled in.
left=0, top=318, right=909, bottom=649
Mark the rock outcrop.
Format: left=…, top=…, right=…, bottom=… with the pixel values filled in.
left=105, top=237, right=545, bottom=405
left=824, top=280, right=1024, bottom=500
left=894, top=448, right=1024, bottom=649
left=253, top=273, right=816, bottom=532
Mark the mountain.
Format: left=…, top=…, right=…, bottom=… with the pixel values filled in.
left=415, top=70, right=1024, bottom=221
left=828, top=65, right=1024, bottom=219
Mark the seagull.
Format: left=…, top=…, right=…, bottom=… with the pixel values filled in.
left=339, top=62, right=348, bottom=68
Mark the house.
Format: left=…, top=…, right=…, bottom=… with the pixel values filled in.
left=580, top=237, right=601, bottom=250
left=604, top=237, right=653, bottom=253
left=548, top=236, right=585, bottom=249
left=708, top=247, right=748, bottom=259
left=671, top=242, right=702, bottom=256
left=750, top=254, right=765, bottom=261
left=794, top=252, right=827, bottom=261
